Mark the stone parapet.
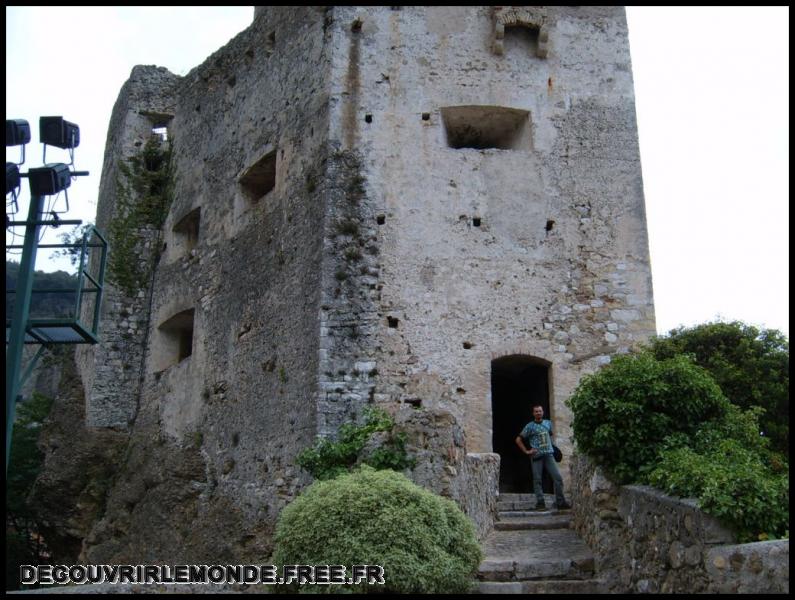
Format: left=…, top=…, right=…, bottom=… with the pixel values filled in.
left=706, top=540, right=789, bottom=594
left=570, top=453, right=789, bottom=593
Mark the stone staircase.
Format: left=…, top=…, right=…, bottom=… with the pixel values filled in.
left=476, top=493, right=604, bottom=594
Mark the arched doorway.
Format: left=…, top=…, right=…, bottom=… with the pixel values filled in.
left=491, top=355, right=553, bottom=493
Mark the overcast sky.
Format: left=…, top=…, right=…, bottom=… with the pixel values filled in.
left=5, top=6, right=789, bottom=337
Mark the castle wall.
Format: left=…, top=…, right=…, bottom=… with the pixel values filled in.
left=321, top=7, right=655, bottom=487
left=82, top=7, right=332, bottom=562
left=71, top=5, right=657, bottom=562
left=76, top=66, right=180, bottom=430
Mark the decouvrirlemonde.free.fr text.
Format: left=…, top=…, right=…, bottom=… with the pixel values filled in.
left=20, top=564, right=385, bottom=586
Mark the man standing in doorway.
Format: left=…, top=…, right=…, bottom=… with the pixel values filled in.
left=515, top=404, right=571, bottom=510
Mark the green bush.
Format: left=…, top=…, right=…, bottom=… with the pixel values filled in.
left=6, top=393, right=54, bottom=590
left=271, top=466, right=482, bottom=594
left=647, top=321, right=789, bottom=454
left=646, top=436, right=789, bottom=542
left=297, top=407, right=415, bottom=481
left=566, top=352, right=728, bottom=483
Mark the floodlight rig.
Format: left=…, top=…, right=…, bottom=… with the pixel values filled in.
left=6, top=116, right=106, bottom=474
left=6, top=119, right=30, bottom=220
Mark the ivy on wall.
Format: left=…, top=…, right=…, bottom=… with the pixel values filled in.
left=107, top=136, right=174, bottom=296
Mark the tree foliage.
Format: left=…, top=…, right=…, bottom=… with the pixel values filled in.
left=296, top=407, right=415, bottom=481
left=567, top=352, right=728, bottom=483
left=567, top=323, right=789, bottom=542
left=6, top=393, right=54, bottom=590
left=646, top=406, right=788, bottom=542
left=647, top=321, right=789, bottom=453
left=272, top=466, right=482, bottom=594
left=6, top=261, right=79, bottom=320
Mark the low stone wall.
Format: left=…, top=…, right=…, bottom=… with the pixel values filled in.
left=395, top=407, right=499, bottom=541
left=570, top=453, right=789, bottom=593
left=707, top=541, right=790, bottom=594
left=456, top=452, right=500, bottom=540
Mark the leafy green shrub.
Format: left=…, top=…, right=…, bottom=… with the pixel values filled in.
left=567, top=352, right=728, bottom=483
left=646, top=437, right=788, bottom=542
left=272, top=466, right=482, bottom=594
left=297, top=407, right=415, bottom=481
left=6, top=393, right=54, bottom=589
left=647, top=321, right=789, bottom=454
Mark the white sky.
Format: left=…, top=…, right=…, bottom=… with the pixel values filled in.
left=6, top=7, right=789, bottom=337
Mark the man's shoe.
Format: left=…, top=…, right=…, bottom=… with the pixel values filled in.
left=555, top=501, right=572, bottom=510
left=534, top=502, right=547, bottom=511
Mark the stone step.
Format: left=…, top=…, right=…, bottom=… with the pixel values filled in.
left=476, top=579, right=605, bottom=594
left=497, top=493, right=540, bottom=502
left=494, top=513, right=572, bottom=531
left=479, top=528, right=596, bottom=582
left=497, top=500, right=572, bottom=512
left=479, top=555, right=595, bottom=582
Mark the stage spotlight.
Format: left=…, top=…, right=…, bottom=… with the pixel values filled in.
left=6, top=162, right=20, bottom=195
left=6, top=119, right=31, bottom=146
left=39, top=116, right=80, bottom=149
left=28, top=163, right=71, bottom=196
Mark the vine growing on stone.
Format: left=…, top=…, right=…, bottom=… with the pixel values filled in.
left=107, top=136, right=174, bottom=296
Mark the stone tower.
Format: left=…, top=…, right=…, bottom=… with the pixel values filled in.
left=74, top=6, right=655, bottom=563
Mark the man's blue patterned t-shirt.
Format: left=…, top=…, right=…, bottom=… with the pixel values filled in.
left=520, top=419, right=554, bottom=456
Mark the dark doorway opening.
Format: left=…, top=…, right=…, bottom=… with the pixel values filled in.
left=491, top=355, right=553, bottom=494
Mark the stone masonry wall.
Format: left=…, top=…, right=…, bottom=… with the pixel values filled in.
left=322, top=6, right=656, bottom=498
left=53, top=5, right=661, bottom=565
left=393, top=406, right=499, bottom=540
left=81, top=7, right=333, bottom=563
left=76, top=65, right=180, bottom=430
left=570, top=453, right=789, bottom=593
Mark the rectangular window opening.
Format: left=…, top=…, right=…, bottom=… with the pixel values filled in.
left=441, top=105, right=530, bottom=151
left=172, top=207, right=201, bottom=255
left=240, top=149, right=277, bottom=203
left=154, top=308, right=195, bottom=371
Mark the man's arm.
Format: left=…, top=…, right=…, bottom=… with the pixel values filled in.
left=515, top=435, right=536, bottom=456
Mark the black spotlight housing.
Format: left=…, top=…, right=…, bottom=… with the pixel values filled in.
left=28, top=163, right=72, bottom=196
left=6, top=162, right=21, bottom=195
left=39, top=116, right=80, bottom=149
left=6, top=119, right=31, bottom=146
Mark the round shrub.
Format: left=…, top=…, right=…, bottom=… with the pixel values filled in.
left=567, top=352, right=728, bottom=483
left=271, top=466, right=482, bottom=594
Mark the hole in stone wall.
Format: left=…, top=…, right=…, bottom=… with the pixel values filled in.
left=376, top=214, right=385, bottom=225
left=351, top=18, right=362, bottom=32
left=421, top=112, right=430, bottom=121
left=152, top=126, right=168, bottom=141
left=504, top=24, right=540, bottom=56
left=463, top=341, right=473, bottom=349
left=266, top=32, right=275, bottom=55
left=155, top=308, right=195, bottom=371
left=240, top=149, right=277, bottom=203
left=545, top=219, right=555, bottom=232
left=365, top=114, right=373, bottom=123
left=227, top=75, right=237, bottom=88
left=387, top=316, right=399, bottom=328
left=172, top=207, right=201, bottom=256
left=441, top=105, right=530, bottom=150
left=405, top=398, right=422, bottom=408
left=473, top=217, right=481, bottom=227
